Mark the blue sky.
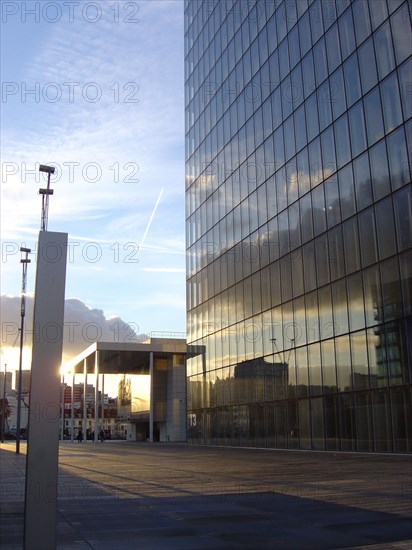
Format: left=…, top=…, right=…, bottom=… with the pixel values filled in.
left=1, top=0, right=186, bottom=370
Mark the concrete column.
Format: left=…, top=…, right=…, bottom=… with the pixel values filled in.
left=60, top=374, right=65, bottom=441
left=100, top=374, right=104, bottom=432
left=24, top=231, right=67, bottom=550
left=149, top=352, right=154, bottom=443
left=94, top=352, right=99, bottom=442
left=71, top=371, right=74, bottom=442
left=83, top=359, right=87, bottom=442
left=202, top=350, right=207, bottom=445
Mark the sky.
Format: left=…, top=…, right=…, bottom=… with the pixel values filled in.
left=0, top=0, right=186, bottom=380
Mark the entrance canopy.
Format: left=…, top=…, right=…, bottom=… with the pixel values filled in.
left=65, top=338, right=187, bottom=375
left=64, top=337, right=187, bottom=443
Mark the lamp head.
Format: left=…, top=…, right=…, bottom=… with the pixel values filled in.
left=39, top=164, right=55, bottom=174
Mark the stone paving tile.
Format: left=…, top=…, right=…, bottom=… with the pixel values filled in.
left=1, top=441, right=411, bottom=549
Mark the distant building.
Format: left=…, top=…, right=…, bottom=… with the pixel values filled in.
left=0, top=371, right=12, bottom=395
left=14, top=369, right=30, bottom=394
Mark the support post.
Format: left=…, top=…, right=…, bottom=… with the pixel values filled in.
left=202, top=349, right=207, bottom=445
left=149, top=352, right=154, bottom=443
left=24, top=231, right=67, bottom=550
left=60, top=374, right=65, bottom=441
left=94, top=352, right=99, bottom=442
left=71, top=371, right=74, bottom=442
left=83, top=359, right=87, bottom=441
left=100, top=374, right=104, bottom=434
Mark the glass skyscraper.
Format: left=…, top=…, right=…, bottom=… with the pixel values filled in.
left=185, top=0, right=411, bottom=452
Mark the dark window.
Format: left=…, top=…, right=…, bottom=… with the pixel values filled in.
left=330, top=67, right=346, bottom=120
left=375, top=197, right=397, bottom=260
left=393, top=186, right=412, bottom=253
left=358, top=38, right=378, bottom=94
left=343, top=217, right=361, bottom=274
left=387, top=126, right=410, bottom=190
left=325, top=23, right=341, bottom=73
left=364, top=87, right=385, bottom=146
left=344, top=52, right=362, bottom=107
left=380, top=72, right=403, bottom=134
left=339, top=163, right=356, bottom=220
left=334, top=114, right=351, bottom=169
left=348, top=101, right=367, bottom=157
left=339, top=7, right=356, bottom=60
left=374, top=21, right=395, bottom=81
left=352, top=0, right=371, bottom=46
left=391, top=4, right=412, bottom=65
left=370, top=140, right=391, bottom=201
left=353, top=151, right=372, bottom=210
left=358, top=208, right=378, bottom=267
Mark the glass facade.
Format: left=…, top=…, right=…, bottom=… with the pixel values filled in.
left=185, top=0, right=412, bottom=452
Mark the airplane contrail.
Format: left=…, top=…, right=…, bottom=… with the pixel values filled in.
left=140, top=187, right=164, bottom=250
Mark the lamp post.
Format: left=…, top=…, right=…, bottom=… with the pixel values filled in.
left=38, top=164, right=55, bottom=231
left=16, top=248, right=31, bottom=454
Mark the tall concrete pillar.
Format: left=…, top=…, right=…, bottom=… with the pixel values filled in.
left=24, top=231, right=67, bottom=550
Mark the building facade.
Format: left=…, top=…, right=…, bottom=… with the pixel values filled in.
left=185, top=0, right=412, bottom=452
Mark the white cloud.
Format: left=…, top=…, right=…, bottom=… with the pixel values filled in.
left=0, top=294, right=144, bottom=364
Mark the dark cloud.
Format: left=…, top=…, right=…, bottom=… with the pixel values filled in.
left=1, top=295, right=145, bottom=360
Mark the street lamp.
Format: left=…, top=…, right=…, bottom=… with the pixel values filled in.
left=16, top=248, right=31, bottom=454
left=38, top=164, right=55, bottom=231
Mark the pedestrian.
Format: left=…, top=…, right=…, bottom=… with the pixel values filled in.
left=99, top=430, right=105, bottom=443
left=77, top=429, right=83, bottom=443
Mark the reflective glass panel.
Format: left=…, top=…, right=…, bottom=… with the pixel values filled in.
left=398, top=59, right=412, bottom=121
left=369, top=139, right=391, bottom=201
left=335, top=334, right=351, bottom=391
left=334, top=113, right=351, bottom=169
left=353, top=151, right=372, bottom=210
left=353, top=0, right=371, bottom=46
left=321, top=339, right=336, bottom=391
left=380, top=257, right=403, bottom=322
left=364, top=87, right=385, bottom=147
left=339, top=7, right=356, bottom=60
left=319, top=285, right=334, bottom=340
left=375, top=197, right=397, bottom=260
left=343, top=217, right=361, bottom=274
left=358, top=208, right=378, bottom=267
left=363, top=265, right=381, bottom=327
left=325, top=176, right=341, bottom=228
left=373, top=21, right=396, bottom=80
left=328, top=226, right=345, bottom=281
left=347, top=272, right=365, bottom=332
left=348, top=101, right=367, bottom=157
left=332, top=279, right=349, bottom=336
left=351, top=331, right=369, bottom=388
left=344, top=53, right=362, bottom=107
left=393, top=186, right=412, bottom=253
left=391, top=4, right=412, bottom=65
left=380, top=72, right=403, bottom=134
left=387, top=126, right=410, bottom=190
left=358, top=38, right=378, bottom=94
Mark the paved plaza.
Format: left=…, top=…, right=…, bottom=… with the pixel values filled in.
left=1, top=441, right=411, bottom=549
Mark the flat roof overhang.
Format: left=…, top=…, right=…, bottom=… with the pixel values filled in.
left=64, top=338, right=187, bottom=375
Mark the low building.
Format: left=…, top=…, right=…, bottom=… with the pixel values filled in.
left=67, top=337, right=187, bottom=442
